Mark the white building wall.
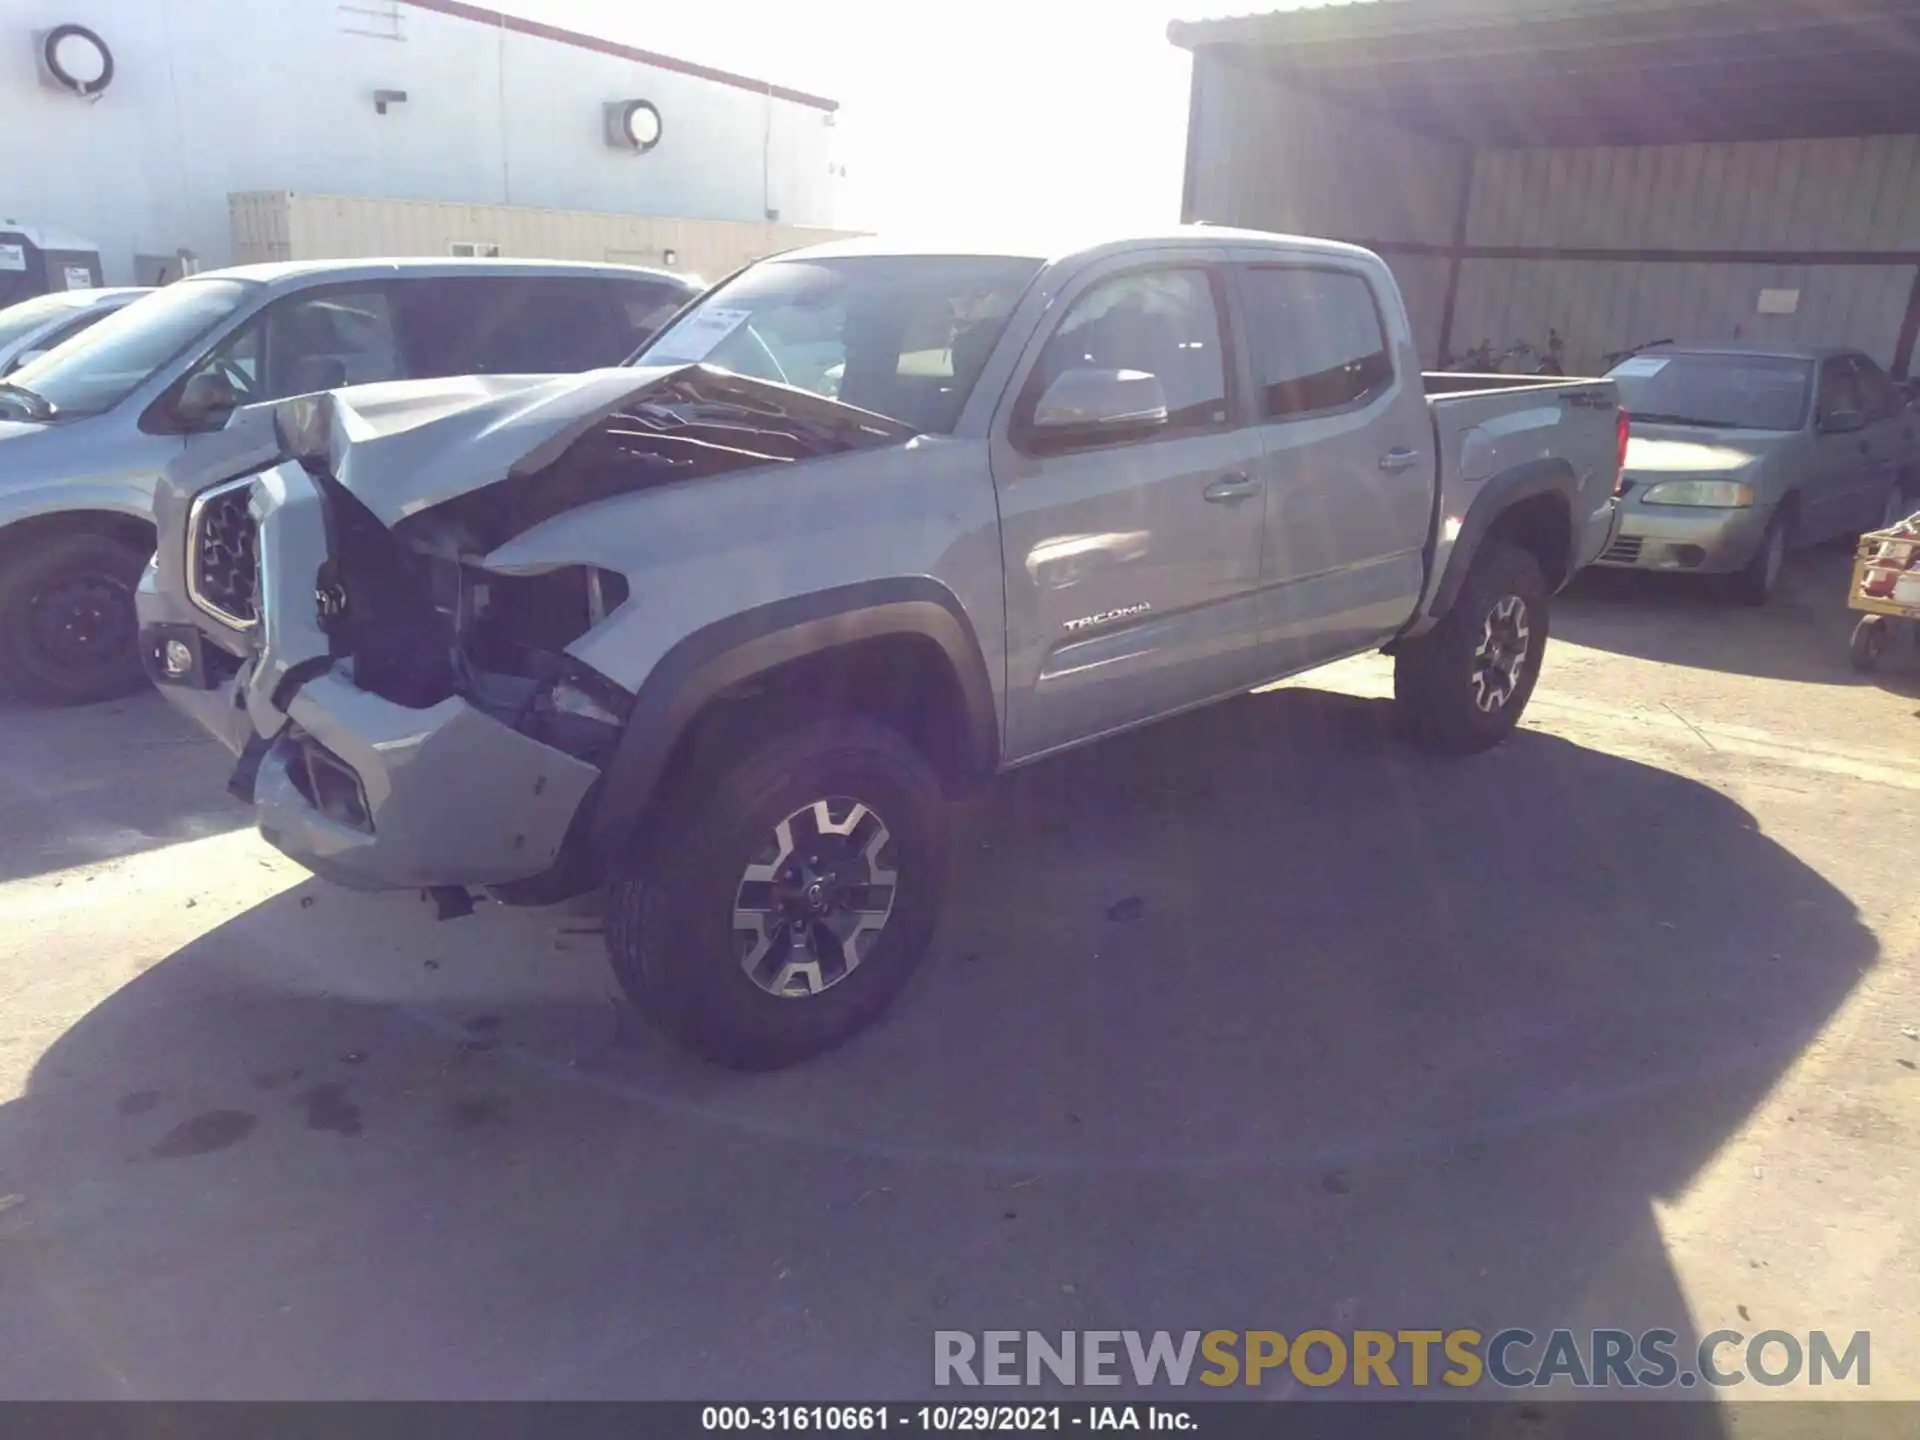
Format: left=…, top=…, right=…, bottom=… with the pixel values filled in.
left=230, top=191, right=860, bottom=283
left=0, top=0, right=838, bottom=283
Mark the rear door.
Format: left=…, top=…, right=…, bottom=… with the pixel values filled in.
left=991, top=248, right=1268, bottom=761
left=1228, top=255, right=1435, bottom=672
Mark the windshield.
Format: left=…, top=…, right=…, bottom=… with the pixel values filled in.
left=633, top=254, right=1044, bottom=435
left=0, top=294, right=82, bottom=350
left=1607, top=352, right=1813, bottom=432
left=3, top=279, right=253, bottom=420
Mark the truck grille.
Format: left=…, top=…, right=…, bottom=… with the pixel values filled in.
left=187, top=477, right=261, bottom=628
left=1600, top=536, right=1644, bottom=564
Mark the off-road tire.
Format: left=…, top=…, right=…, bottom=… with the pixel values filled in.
left=0, top=530, right=151, bottom=705
left=604, top=716, right=948, bottom=1070
left=1394, top=540, right=1549, bottom=754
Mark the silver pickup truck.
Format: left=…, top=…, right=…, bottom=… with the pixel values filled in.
left=138, top=229, right=1623, bottom=1069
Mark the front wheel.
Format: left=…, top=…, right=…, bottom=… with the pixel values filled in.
left=1394, top=540, right=1550, bottom=754
left=604, top=716, right=949, bottom=1070
left=0, top=530, right=152, bottom=705
left=1728, top=509, right=1790, bottom=607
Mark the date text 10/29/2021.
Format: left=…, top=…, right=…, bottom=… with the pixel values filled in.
left=702, top=1407, right=1189, bottom=1431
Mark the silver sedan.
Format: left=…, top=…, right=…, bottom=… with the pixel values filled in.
left=1598, top=343, right=1917, bottom=603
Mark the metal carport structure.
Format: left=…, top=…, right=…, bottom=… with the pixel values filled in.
left=1170, top=0, right=1920, bottom=374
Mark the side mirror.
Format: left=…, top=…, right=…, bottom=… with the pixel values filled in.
left=174, top=371, right=239, bottom=431
left=1821, top=408, right=1865, bottom=435
left=1029, top=367, right=1169, bottom=446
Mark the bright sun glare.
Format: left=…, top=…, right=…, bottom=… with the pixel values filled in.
left=498, top=0, right=1238, bottom=235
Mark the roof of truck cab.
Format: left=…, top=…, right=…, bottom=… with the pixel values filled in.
left=185, top=257, right=699, bottom=289
left=768, top=226, right=1385, bottom=266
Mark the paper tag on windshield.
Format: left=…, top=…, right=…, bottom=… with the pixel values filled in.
left=648, top=308, right=751, bottom=364
left=1611, top=356, right=1669, bottom=378
left=0, top=245, right=25, bottom=272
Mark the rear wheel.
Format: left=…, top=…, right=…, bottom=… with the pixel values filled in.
left=0, top=530, right=152, bottom=705
left=604, top=715, right=949, bottom=1070
left=1394, top=540, right=1550, bottom=754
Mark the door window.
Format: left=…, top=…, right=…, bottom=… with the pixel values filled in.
left=1816, top=359, right=1863, bottom=426
left=389, top=276, right=685, bottom=376
left=1848, top=355, right=1900, bottom=422
left=264, top=288, right=402, bottom=394
left=1023, top=268, right=1228, bottom=438
left=181, top=286, right=404, bottom=405
left=1238, top=266, right=1394, bottom=419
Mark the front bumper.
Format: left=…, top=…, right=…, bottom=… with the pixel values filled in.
left=137, top=462, right=601, bottom=893
left=1591, top=498, right=1773, bottom=574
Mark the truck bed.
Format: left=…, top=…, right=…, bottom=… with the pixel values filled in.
left=1413, top=374, right=1622, bottom=624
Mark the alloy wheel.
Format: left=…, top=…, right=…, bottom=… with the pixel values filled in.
left=733, top=797, right=898, bottom=998
left=1471, top=594, right=1532, bottom=714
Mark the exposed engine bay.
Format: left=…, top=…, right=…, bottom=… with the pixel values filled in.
left=249, top=366, right=916, bottom=765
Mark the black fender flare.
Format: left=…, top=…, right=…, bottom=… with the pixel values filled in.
left=583, top=578, right=999, bottom=862
left=1426, top=457, right=1580, bottom=620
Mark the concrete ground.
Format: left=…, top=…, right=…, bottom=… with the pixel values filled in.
left=1, top=541, right=1916, bottom=1428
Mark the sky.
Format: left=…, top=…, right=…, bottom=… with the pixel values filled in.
left=493, top=0, right=1236, bottom=235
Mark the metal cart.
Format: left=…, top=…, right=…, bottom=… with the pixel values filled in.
left=1847, top=513, right=1920, bottom=671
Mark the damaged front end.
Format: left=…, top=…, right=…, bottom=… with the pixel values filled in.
left=138, top=365, right=913, bottom=897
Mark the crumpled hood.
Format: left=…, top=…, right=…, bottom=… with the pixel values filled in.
left=1624, top=429, right=1781, bottom=474
left=264, top=364, right=914, bottom=530
left=264, top=367, right=683, bottom=527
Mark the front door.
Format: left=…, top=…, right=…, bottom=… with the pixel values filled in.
left=1808, top=357, right=1872, bottom=541
left=991, top=254, right=1267, bottom=761
left=1848, top=354, right=1914, bottom=530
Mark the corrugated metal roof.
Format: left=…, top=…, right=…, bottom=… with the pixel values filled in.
left=1169, top=0, right=1920, bottom=146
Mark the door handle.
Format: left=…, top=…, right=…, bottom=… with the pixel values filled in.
left=1379, top=448, right=1419, bottom=473
left=1204, top=472, right=1260, bottom=504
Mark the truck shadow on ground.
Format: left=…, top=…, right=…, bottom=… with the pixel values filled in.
left=0, top=689, right=1878, bottom=1423
left=1558, top=540, right=1920, bottom=697
left=0, top=687, right=246, bottom=884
